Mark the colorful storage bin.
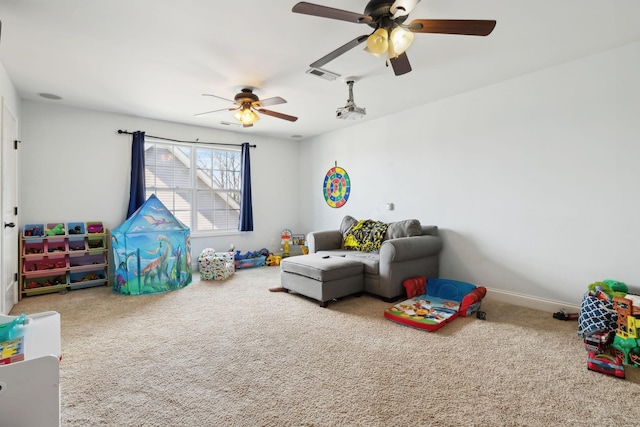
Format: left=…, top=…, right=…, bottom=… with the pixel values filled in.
left=23, top=239, right=45, bottom=256
left=69, top=252, right=106, bottom=269
left=68, top=237, right=87, bottom=252
left=67, top=222, right=86, bottom=235
left=86, top=221, right=104, bottom=234
left=23, top=224, right=45, bottom=238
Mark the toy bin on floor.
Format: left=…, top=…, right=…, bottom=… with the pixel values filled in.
left=198, top=249, right=235, bottom=280
left=235, top=256, right=266, bottom=269
left=110, top=194, right=192, bottom=296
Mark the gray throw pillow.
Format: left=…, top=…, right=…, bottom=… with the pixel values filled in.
left=386, top=219, right=422, bottom=239
left=340, top=215, right=358, bottom=235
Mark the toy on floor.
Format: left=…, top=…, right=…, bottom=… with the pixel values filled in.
left=587, top=351, right=625, bottom=378
left=578, top=286, right=618, bottom=339
left=553, top=309, right=579, bottom=321
left=576, top=279, right=640, bottom=378
left=280, top=229, right=292, bottom=257
left=384, top=277, right=487, bottom=332
left=198, top=249, right=235, bottom=280
left=265, top=254, right=282, bottom=266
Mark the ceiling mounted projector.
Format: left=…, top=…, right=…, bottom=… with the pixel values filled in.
left=336, top=79, right=366, bottom=120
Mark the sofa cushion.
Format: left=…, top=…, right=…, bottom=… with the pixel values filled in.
left=386, top=219, right=422, bottom=239
left=280, top=254, right=363, bottom=282
left=343, top=219, right=389, bottom=252
left=344, top=252, right=380, bottom=275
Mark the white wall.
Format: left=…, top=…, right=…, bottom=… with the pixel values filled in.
left=11, top=41, right=640, bottom=310
left=0, top=62, right=20, bottom=116
left=299, top=41, right=640, bottom=309
left=19, top=102, right=301, bottom=258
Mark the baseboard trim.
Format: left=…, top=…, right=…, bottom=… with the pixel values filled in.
left=485, top=287, right=580, bottom=314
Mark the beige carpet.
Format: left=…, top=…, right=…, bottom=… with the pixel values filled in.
left=10, top=267, right=640, bottom=426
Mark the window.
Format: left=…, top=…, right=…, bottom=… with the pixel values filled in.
left=144, top=139, right=241, bottom=233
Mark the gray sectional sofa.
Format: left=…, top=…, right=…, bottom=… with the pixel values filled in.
left=305, top=215, right=443, bottom=301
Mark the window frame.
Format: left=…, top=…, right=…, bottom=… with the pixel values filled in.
left=143, top=138, right=243, bottom=236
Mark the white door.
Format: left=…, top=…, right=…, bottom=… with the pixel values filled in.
left=1, top=99, right=19, bottom=314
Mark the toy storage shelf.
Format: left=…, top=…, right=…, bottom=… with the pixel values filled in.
left=19, top=222, right=110, bottom=299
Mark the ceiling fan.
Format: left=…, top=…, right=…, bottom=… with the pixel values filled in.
left=195, top=88, right=298, bottom=127
left=292, top=0, right=496, bottom=76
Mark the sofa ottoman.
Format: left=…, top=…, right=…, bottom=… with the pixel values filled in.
left=280, top=254, right=364, bottom=307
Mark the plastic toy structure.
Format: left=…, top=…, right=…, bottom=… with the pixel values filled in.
left=110, top=194, right=192, bottom=295
left=576, top=279, right=640, bottom=378
left=384, top=277, right=486, bottom=332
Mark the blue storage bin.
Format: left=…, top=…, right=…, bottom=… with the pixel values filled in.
left=67, top=222, right=86, bottom=235
left=23, top=224, right=45, bottom=238
left=69, top=269, right=106, bottom=284
left=234, top=255, right=266, bottom=269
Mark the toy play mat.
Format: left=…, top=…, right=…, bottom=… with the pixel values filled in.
left=384, top=277, right=486, bottom=332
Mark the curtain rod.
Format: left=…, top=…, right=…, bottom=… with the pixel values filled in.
left=117, top=130, right=256, bottom=148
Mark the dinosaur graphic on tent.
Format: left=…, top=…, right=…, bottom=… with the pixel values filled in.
left=141, top=235, right=171, bottom=287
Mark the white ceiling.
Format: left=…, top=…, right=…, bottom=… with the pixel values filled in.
left=1, top=0, right=639, bottom=140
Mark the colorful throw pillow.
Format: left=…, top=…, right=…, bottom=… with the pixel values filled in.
left=343, top=219, right=389, bottom=252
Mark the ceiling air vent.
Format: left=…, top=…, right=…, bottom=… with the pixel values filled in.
left=305, top=67, right=340, bottom=81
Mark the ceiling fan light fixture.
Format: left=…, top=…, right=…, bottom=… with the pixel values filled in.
left=363, top=46, right=383, bottom=59
left=366, top=27, right=388, bottom=55
left=389, top=26, right=414, bottom=56
left=234, top=105, right=259, bottom=125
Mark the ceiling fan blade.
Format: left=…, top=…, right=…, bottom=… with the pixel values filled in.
left=310, top=34, right=369, bottom=68
left=194, top=107, right=235, bottom=117
left=390, top=0, right=421, bottom=18
left=292, top=2, right=373, bottom=24
left=258, top=109, right=299, bottom=122
left=202, top=93, right=235, bottom=103
left=389, top=52, right=412, bottom=76
left=256, top=96, right=287, bottom=108
left=408, top=19, right=496, bottom=36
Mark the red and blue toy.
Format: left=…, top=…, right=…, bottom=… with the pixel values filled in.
left=384, top=277, right=487, bottom=332
left=587, top=351, right=625, bottom=378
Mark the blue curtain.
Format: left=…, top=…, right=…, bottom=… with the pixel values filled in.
left=126, top=131, right=146, bottom=218
left=239, top=142, right=254, bottom=231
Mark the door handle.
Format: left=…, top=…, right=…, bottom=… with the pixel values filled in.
left=4, top=222, right=16, bottom=228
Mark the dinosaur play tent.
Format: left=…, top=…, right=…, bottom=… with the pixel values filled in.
left=110, top=194, right=192, bottom=295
